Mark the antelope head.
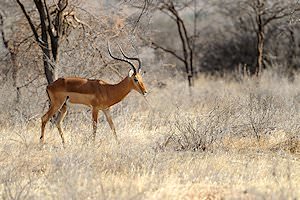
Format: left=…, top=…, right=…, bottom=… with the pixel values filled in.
left=108, top=42, right=148, bottom=96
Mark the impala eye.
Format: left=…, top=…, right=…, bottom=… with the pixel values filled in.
left=134, top=78, right=138, bottom=82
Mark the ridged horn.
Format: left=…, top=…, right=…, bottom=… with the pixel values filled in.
left=107, top=41, right=137, bottom=74
left=117, top=44, right=141, bottom=71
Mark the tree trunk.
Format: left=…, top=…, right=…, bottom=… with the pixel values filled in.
left=255, top=1, right=264, bottom=77
left=34, top=0, right=57, bottom=84
left=256, top=30, right=264, bottom=76
left=43, top=51, right=57, bottom=84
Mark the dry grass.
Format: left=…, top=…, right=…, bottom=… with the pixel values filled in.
left=1, top=71, right=300, bottom=199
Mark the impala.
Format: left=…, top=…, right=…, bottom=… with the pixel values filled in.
left=40, top=43, right=147, bottom=144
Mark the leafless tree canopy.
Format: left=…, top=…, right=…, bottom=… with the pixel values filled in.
left=1, top=0, right=300, bottom=118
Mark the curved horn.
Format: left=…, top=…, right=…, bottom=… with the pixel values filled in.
left=117, top=44, right=142, bottom=71
left=107, top=41, right=137, bottom=74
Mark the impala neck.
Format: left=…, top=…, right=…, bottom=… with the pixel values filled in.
left=108, top=76, right=133, bottom=107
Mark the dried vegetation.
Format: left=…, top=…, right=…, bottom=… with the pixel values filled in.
left=0, top=71, right=300, bottom=199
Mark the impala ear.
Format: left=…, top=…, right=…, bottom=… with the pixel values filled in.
left=128, top=69, right=135, bottom=77
left=139, top=69, right=145, bottom=76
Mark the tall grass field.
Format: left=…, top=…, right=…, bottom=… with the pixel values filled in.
left=0, top=71, right=299, bottom=199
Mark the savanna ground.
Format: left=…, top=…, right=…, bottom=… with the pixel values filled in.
left=0, top=71, right=300, bottom=199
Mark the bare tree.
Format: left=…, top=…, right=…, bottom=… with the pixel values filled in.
left=0, top=12, right=18, bottom=86
left=245, top=0, right=299, bottom=76
left=215, top=0, right=300, bottom=76
left=15, top=0, right=73, bottom=84
left=138, top=0, right=197, bottom=87
left=0, top=5, right=22, bottom=102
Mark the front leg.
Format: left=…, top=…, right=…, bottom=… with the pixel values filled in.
left=92, top=108, right=99, bottom=141
left=103, top=109, right=119, bottom=143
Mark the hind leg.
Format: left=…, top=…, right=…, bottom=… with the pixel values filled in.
left=56, top=103, right=68, bottom=145
left=103, top=109, right=118, bottom=143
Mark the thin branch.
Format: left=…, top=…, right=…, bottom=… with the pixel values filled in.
left=150, top=40, right=185, bottom=63
left=43, top=0, right=55, bottom=39
left=33, top=0, right=49, bottom=48
left=0, top=11, right=8, bottom=49
left=132, top=0, right=149, bottom=32
left=263, top=13, right=288, bottom=26
left=15, top=0, right=40, bottom=43
left=16, top=74, right=41, bottom=90
left=157, top=4, right=177, bottom=21
left=68, top=11, right=91, bottom=29
left=264, top=8, right=300, bottom=26
left=168, top=2, right=189, bottom=70
left=58, top=0, right=68, bottom=12
left=159, top=9, right=177, bottom=21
